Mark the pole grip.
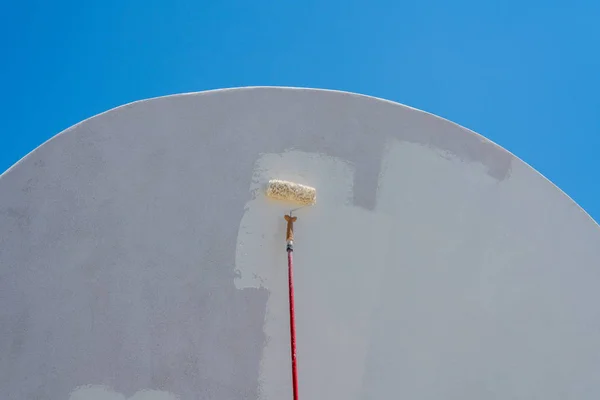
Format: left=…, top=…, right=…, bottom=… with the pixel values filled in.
left=284, top=214, right=297, bottom=243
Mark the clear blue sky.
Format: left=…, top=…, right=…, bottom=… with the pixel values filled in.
left=2, top=0, right=599, bottom=221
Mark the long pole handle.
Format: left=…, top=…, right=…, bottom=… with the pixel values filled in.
left=287, top=248, right=299, bottom=400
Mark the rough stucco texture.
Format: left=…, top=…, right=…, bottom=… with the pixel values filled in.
left=1, top=87, right=599, bottom=399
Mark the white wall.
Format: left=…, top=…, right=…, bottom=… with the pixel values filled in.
left=1, top=88, right=599, bottom=399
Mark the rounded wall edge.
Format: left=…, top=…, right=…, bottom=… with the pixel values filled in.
left=0, top=86, right=597, bottom=227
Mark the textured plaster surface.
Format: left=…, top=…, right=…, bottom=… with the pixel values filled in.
left=1, top=87, right=599, bottom=399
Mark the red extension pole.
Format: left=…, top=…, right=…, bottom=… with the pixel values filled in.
left=287, top=248, right=299, bottom=400
left=284, top=213, right=299, bottom=400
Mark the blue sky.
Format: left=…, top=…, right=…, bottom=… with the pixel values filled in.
left=2, top=0, right=599, bottom=221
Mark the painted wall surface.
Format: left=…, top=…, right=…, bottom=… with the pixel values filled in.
left=1, top=87, right=599, bottom=399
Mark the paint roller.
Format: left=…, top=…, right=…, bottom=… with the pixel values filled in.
left=265, top=178, right=316, bottom=400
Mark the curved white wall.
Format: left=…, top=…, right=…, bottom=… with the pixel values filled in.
left=1, top=88, right=599, bottom=399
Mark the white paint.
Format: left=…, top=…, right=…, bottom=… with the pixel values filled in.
left=359, top=139, right=600, bottom=399
left=234, top=142, right=515, bottom=398
left=235, top=141, right=600, bottom=398
left=235, top=150, right=392, bottom=399
left=68, top=385, right=179, bottom=400
left=363, top=138, right=503, bottom=398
